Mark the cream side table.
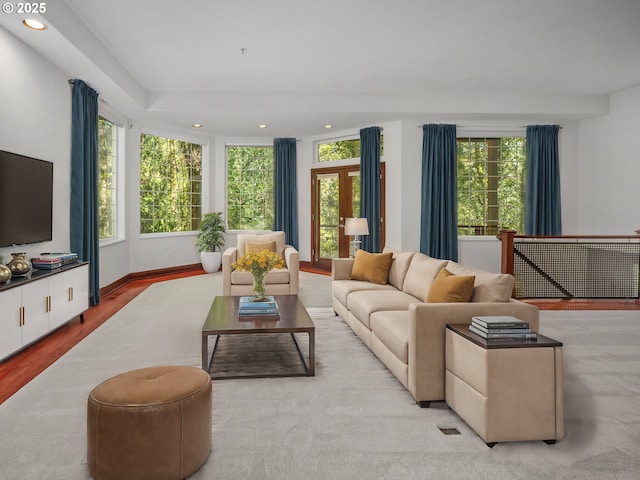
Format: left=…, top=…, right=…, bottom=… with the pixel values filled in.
left=445, top=324, right=564, bottom=447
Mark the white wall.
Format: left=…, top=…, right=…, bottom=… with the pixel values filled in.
left=0, top=27, right=71, bottom=264
left=579, top=85, right=640, bottom=235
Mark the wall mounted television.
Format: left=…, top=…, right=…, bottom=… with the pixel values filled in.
left=0, top=150, right=54, bottom=248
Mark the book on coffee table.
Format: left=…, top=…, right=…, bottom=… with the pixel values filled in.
left=238, top=295, right=279, bottom=316
left=239, top=295, right=277, bottom=309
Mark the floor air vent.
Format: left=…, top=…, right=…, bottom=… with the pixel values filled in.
left=438, top=427, right=461, bottom=435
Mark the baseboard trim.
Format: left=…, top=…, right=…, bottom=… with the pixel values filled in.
left=100, top=263, right=204, bottom=297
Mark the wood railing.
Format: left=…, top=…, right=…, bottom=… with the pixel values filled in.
left=497, top=230, right=640, bottom=299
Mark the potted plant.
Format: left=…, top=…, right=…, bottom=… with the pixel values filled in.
left=196, top=212, right=226, bottom=273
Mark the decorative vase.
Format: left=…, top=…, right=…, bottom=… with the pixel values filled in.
left=7, top=252, right=31, bottom=277
left=200, top=251, right=222, bottom=273
left=0, top=263, right=11, bottom=283
left=252, top=271, right=267, bottom=301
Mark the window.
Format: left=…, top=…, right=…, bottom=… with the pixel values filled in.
left=317, top=136, right=384, bottom=162
left=98, top=116, right=117, bottom=240
left=457, top=137, right=526, bottom=236
left=226, top=146, right=274, bottom=230
left=139, top=134, right=202, bottom=234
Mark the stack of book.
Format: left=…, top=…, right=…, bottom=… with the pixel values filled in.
left=469, top=315, right=537, bottom=340
left=31, top=252, right=79, bottom=270
left=238, top=295, right=279, bottom=316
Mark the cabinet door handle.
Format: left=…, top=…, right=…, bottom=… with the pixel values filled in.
left=69, top=287, right=73, bottom=302
left=19, top=306, right=25, bottom=327
left=46, top=295, right=51, bottom=313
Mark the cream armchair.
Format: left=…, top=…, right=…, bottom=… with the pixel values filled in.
left=222, top=231, right=299, bottom=296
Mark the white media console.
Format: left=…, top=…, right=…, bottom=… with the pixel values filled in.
left=0, top=262, right=89, bottom=361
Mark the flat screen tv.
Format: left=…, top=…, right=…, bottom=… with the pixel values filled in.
left=0, top=150, right=53, bottom=248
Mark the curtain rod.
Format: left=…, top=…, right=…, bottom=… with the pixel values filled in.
left=419, top=124, right=562, bottom=129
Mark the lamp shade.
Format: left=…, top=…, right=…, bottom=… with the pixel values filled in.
left=344, top=217, right=369, bottom=236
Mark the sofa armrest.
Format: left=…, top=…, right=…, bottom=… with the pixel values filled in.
left=332, top=258, right=355, bottom=280
left=222, top=247, right=238, bottom=296
left=407, top=299, right=539, bottom=402
left=284, top=245, right=299, bottom=294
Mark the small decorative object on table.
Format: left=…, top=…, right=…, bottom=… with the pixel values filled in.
left=232, top=249, right=284, bottom=301
left=7, top=252, right=31, bottom=277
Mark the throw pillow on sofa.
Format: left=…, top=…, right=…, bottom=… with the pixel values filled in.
left=350, top=250, right=393, bottom=285
left=246, top=241, right=277, bottom=254
left=446, top=261, right=515, bottom=302
left=426, top=268, right=475, bottom=303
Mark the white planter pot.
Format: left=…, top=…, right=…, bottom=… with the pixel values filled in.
left=200, top=251, right=222, bottom=273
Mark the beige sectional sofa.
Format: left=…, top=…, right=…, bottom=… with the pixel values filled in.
left=331, top=248, right=539, bottom=407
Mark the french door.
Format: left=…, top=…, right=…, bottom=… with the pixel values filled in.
left=311, top=164, right=385, bottom=270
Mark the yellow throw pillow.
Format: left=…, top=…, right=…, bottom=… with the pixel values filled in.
left=245, top=241, right=277, bottom=254
left=425, top=268, right=475, bottom=303
left=350, top=250, right=393, bottom=285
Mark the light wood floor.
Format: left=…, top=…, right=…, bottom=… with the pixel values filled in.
left=1, top=267, right=637, bottom=405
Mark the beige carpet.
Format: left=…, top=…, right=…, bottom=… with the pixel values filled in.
left=0, top=273, right=639, bottom=479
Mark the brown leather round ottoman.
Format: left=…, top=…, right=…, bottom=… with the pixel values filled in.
left=87, top=365, right=211, bottom=480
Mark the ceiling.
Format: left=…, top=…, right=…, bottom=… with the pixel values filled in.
left=2, top=0, right=640, bottom=138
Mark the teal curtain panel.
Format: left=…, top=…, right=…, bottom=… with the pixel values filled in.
left=273, top=137, right=299, bottom=249
left=70, top=79, right=100, bottom=306
left=525, top=125, right=562, bottom=235
left=359, top=126, right=381, bottom=252
left=420, top=124, right=458, bottom=261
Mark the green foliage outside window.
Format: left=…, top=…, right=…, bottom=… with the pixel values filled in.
left=98, top=116, right=116, bottom=239
left=139, top=134, right=202, bottom=234
left=227, top=146, right=274, bottom=230
left=457, top=137, right=526, bottom=236
left=318, top=136, right=383, bottom=162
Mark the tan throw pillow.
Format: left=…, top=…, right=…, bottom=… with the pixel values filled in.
left=350, top=250, right=394, bottom=285
left=446, top=261, right=515, bottom=302
left=245, top=241, right=277, bottom=254
left=426, top=268, right=475, bottom=303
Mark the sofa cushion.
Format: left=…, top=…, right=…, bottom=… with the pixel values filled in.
left=402, top=253, right=448, bottom=301
left=230, top=268, right=290, bottom=285
left=348, top=290, right=418, bottom=330
left=237, top=232, right=285, bottom=259
left=332, top=279, right=397, bottom=307
left=350, top=250, right=393, bottom=285
left=245, top=240, right=277, bottom=254
left=426, top=268, right=475, bottom=303
left=446, top=261, right=515, bottom=302
left=383, top=247, right=416, bottom=291
left=370, top=311, right=409, bottom=364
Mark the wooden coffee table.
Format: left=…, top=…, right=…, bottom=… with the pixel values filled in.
left=201, top=295, right=315, bottom=379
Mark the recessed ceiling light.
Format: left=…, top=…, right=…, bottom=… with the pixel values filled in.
left=23, top=19, right=47, bottom=30
left=258, top=124, right=268, bottom=129
left=324, top=125, right=333, bottom=129
left=192, top=124, right=203, bottom=128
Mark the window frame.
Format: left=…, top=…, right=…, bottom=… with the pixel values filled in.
left=456, top=131, right=526, bottom=237
left=315, top=134, right=384, bottom=165
left=138, top=130, right=204, bottom=236
left=97, top=108, right=125, bottom=246
left=225, top=144, right=275, bottom=232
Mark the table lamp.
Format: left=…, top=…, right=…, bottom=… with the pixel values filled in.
left=344, top=217, right=369, bottom=257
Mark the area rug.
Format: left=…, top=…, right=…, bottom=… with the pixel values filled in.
left=0, top=274, right=639, bottom=480
left=208, top=332, right=309, bottom=378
